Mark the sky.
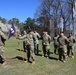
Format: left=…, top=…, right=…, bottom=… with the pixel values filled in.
left=0, top=0, right=40, bottom=22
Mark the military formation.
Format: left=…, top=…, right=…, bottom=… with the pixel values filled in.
left=0, top=26, right=76, bottom=65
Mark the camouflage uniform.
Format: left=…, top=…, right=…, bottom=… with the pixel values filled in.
left=26, top=31, right=36, bottom=62
left=53, top=34, right=59, bottom=54
left=23, top=30, right=27, bottom=52
left=34, top=30, right=40, bottom=55
left=42, top=32, right=51, bottom=58
left=18, top=30, right=36, bottom=63
left=67, top=34, right=75, bottom=58
left=58, top=33, right=68, bottom=62
left=0, top=30, right=6, bottom=63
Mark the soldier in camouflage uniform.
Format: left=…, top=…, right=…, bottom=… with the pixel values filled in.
left=23, top=29, right=27, bottom=52
left=53, top=33, right=59, bottom=54
left=58, top=32, right=68, bottom=62
left=67, top=33, right=75, bottom=58
left=42, top=31, right=51, bottom=58
left=34, top=30, right=40, bottom=55
left=17, top=29, right=36, bottom=64
left=0, top=27, right=6, bottom=64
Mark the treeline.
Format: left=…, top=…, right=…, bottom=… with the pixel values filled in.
left=0, top=0, right=75, bottom=36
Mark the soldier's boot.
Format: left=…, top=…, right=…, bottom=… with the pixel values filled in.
left=2, top=61, right=7, bottom=66
left=58, top=59, right=62, bottom=61
left=42, top=54, right=46, bottom=57
left=63, top=60, right=66, bottom=63
left=24, top=60, right=28, bottom=63
left=47, top=50, right=50, bottom=58
left=32, top=61, right=35, bottom=65
left=46, top=55, right=49, bottom=58
left=42, top=55, right=44, bottom=57
left=24, top=61, right=27, bottom=63
left=72, top=56, right=74, bottom=58
left=54, top=49, right=56, bottom=54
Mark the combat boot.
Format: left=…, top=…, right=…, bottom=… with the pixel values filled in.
left=24, top=60, right=27, bottom=63
left=2, top=61, right=7, bottom=66
left=63, top=60, right=66, bottom=63
left=32, top=61, right=35, bottom=65
left=72, top=56, right=74, bottom=58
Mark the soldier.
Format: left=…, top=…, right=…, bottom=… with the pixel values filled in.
left=23, top=29, right=27, bottom=52
left=53, top=33, right=59, bottom=54
left=58, top=32, right=68, bottom=62
left=42, top=31, right=51, bottom=58
left=0, top=27, right=6, bottom=65
left=67, top=33, right=75, bottom=58
left=34, top=30, right=40, bottom=55
left=17, top=29, right=36, bottom=65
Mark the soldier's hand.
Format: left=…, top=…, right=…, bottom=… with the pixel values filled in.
left=16, top=37, right=19, bottom=39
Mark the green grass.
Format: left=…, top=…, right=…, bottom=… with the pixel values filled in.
left=0, top=37, right=76, bottom=75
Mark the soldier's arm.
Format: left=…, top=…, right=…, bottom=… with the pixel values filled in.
left=37, top=33, right=41, bottom=39
left=73, top=37, right=76, bottom=43
left=33, top=33, right=36, bottom=41
left=18, top=35, right=26, bottom=40
left=0, top=31, right=6, bottom=40
left=48, top=35, right=51, bottom=43
left=64, top=36, right=69, bottom=44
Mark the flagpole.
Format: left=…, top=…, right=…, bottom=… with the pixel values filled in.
left=7, top=23, right=25, bottom=61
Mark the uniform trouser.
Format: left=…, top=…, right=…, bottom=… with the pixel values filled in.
left=34, top=43, right=39, bottom=54
left=54, top=44, right=58, bottom=54
left=0, top=46, right=6, bottom=62
left=23, top=41, right=27, bottom=52
left=58, top=48, right=66, bottom=61
left=26, top=45, right=35, bottom=62
left=67, top=46, right=74, bottom=56
left=42, top=45, right=50, bottom=57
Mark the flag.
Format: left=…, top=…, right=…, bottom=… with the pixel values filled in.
left=8, top=23, right=16, bottom=39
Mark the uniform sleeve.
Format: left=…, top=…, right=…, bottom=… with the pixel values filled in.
left=0, top=31, right=6, bottom=40
left=48, top=35, right=51, bottom=43
left=33, top=33, right=36, bottom=41
left=53, top=37, right=54, bottom=41
left=18, top=35, right=26, bottom=40
left=73, top=37, right=76, bottom=43
left=64, top=36, right=68, bottom=44
left=37, top=33, right=41, bottom=39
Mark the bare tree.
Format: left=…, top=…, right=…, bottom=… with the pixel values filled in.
left=35, top=0, right=75, bottom=35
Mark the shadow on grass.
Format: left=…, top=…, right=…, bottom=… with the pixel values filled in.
left=12, top=56, right=26, bottom=61
left=49, top=56, right=58, bottom=61
left=35, top=54, right=42, bottom=56
left=11, top=56, right=32, bottom=63
left=16, top=49, right=24, bottom=51
left=16, top=49, right=27, bottom=53
left=50, top=52, right=54, bottom=54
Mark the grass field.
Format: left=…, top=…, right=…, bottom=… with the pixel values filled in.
left=0, top=37, right=76, bottom=75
